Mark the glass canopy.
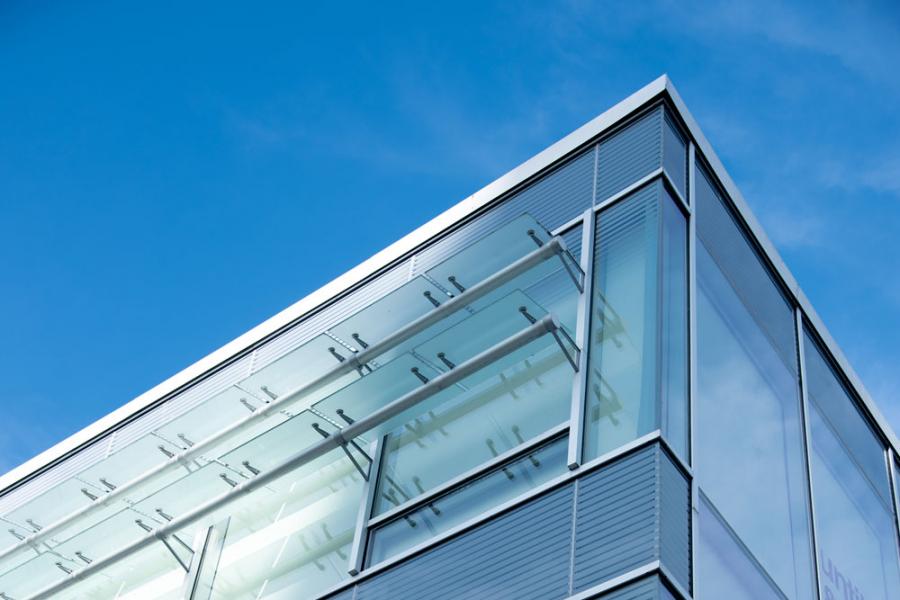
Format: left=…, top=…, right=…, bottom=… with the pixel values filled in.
left=0, top=212, right=577, bottom=600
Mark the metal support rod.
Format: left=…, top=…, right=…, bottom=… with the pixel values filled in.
left=23, top=315, right=562, bottom=600
left=0, top=238, right=568, bottom=566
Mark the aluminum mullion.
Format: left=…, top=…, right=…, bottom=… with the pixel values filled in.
left=347, top=437, right=384, bottom=575
left=796, top=308, right=824, bottom=600
left=567, top=209, right=596, bottom=469
left=24, top=316, right=562, bottom=600
left=1, top=237, right=568, bottom=567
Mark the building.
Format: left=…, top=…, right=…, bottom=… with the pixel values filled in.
left=1, top=75, right=899, bottom=600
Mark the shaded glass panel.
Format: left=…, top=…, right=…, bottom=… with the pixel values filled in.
left=367, top=436, right=567, bottom=566
left=805, top=333, right=900, bottom=600
left=695, top=239, right=814, bottom=596
left=696, top=495, right=783, bottom=600
left=371, top=287, right=576, bottom=515
left=584, top=182, right=687, bottom=460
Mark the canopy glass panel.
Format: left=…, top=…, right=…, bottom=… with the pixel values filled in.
left=194, top=448, right=365, bottom=600
left=239, top=333, right=360, bottom=412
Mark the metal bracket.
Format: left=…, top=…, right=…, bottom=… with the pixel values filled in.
left=312, top=422, right=371, bottom=482
left=518, top=306, right=580, bottom=371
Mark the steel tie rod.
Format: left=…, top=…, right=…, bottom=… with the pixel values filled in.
left=0, top=237, right=570, bottom=566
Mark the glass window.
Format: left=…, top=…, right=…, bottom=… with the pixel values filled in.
left=804, top=332, right=900, bottom=600
left=584, top=181, right=687, bottom=461
left=367, top=436, right=567, bottom=566
left=694, top=167, right=815, bottom=599
left=696, top=495, right=784, bottom=600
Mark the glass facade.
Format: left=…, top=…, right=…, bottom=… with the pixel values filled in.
left=0, top=89, right=897, bottom=600
left=694, top=166, right=816, bottom=599
left=804, top=331, right=900, bottom=600
left=583, top=181, right=688, bottom=462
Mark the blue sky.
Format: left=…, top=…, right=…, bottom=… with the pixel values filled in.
left=1, top=0, right=899, bottom=473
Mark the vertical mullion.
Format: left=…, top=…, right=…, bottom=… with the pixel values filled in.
left=348, top=436, right=385, bottom=575
left=796, top=308, right=823, bottom=600
left=686, top=140, right=698, bottom=597
left=567, top=209, right=596, bottom=469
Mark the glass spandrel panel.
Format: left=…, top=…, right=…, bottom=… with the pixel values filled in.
left=373, top=331, right=574, bottom=514
left=313, top=354, right=440, bottom=429
left=155, top=386, right=292, bottom=461
left=58, top=542, right=185, bottom=600
left=3, top=477, right=106, bottom=537
left=425, top=213, right=551, bottom=295
left=240, top=334, right=359, bottom=413
left=329, top=277, right=460, bottom=365
left=201, top=447, right=365, bottom=600
left=76, top=434, right=184, bottom=493
left=367, top=436, right=567, bottom=565
left=695, top=240, right=814, bottom=598
left=805, top=333, right=900, bottom=600
left=585, top=183, right=688, bottom=462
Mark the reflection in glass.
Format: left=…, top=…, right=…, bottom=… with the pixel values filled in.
left=694, top=242, right=814, bottom=597
left=696, top=495, right=783, bottom=600
left=805, top=333, right=900, bottom=600
left=584, top=182, right=687, bottom=461
left=367, top=436, right=567, bottom=566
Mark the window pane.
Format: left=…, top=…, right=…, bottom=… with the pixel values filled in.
left=584, top=182, right=687, bottom=461
left=805, top=333, right=900, bottom=600
left=367, top=436, right=567, bottom=566
left=696, top=495, right=784, bottom=600
left=661, top=190, right=688, bottom=458
left=694, top=180, right=815, bottom=596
